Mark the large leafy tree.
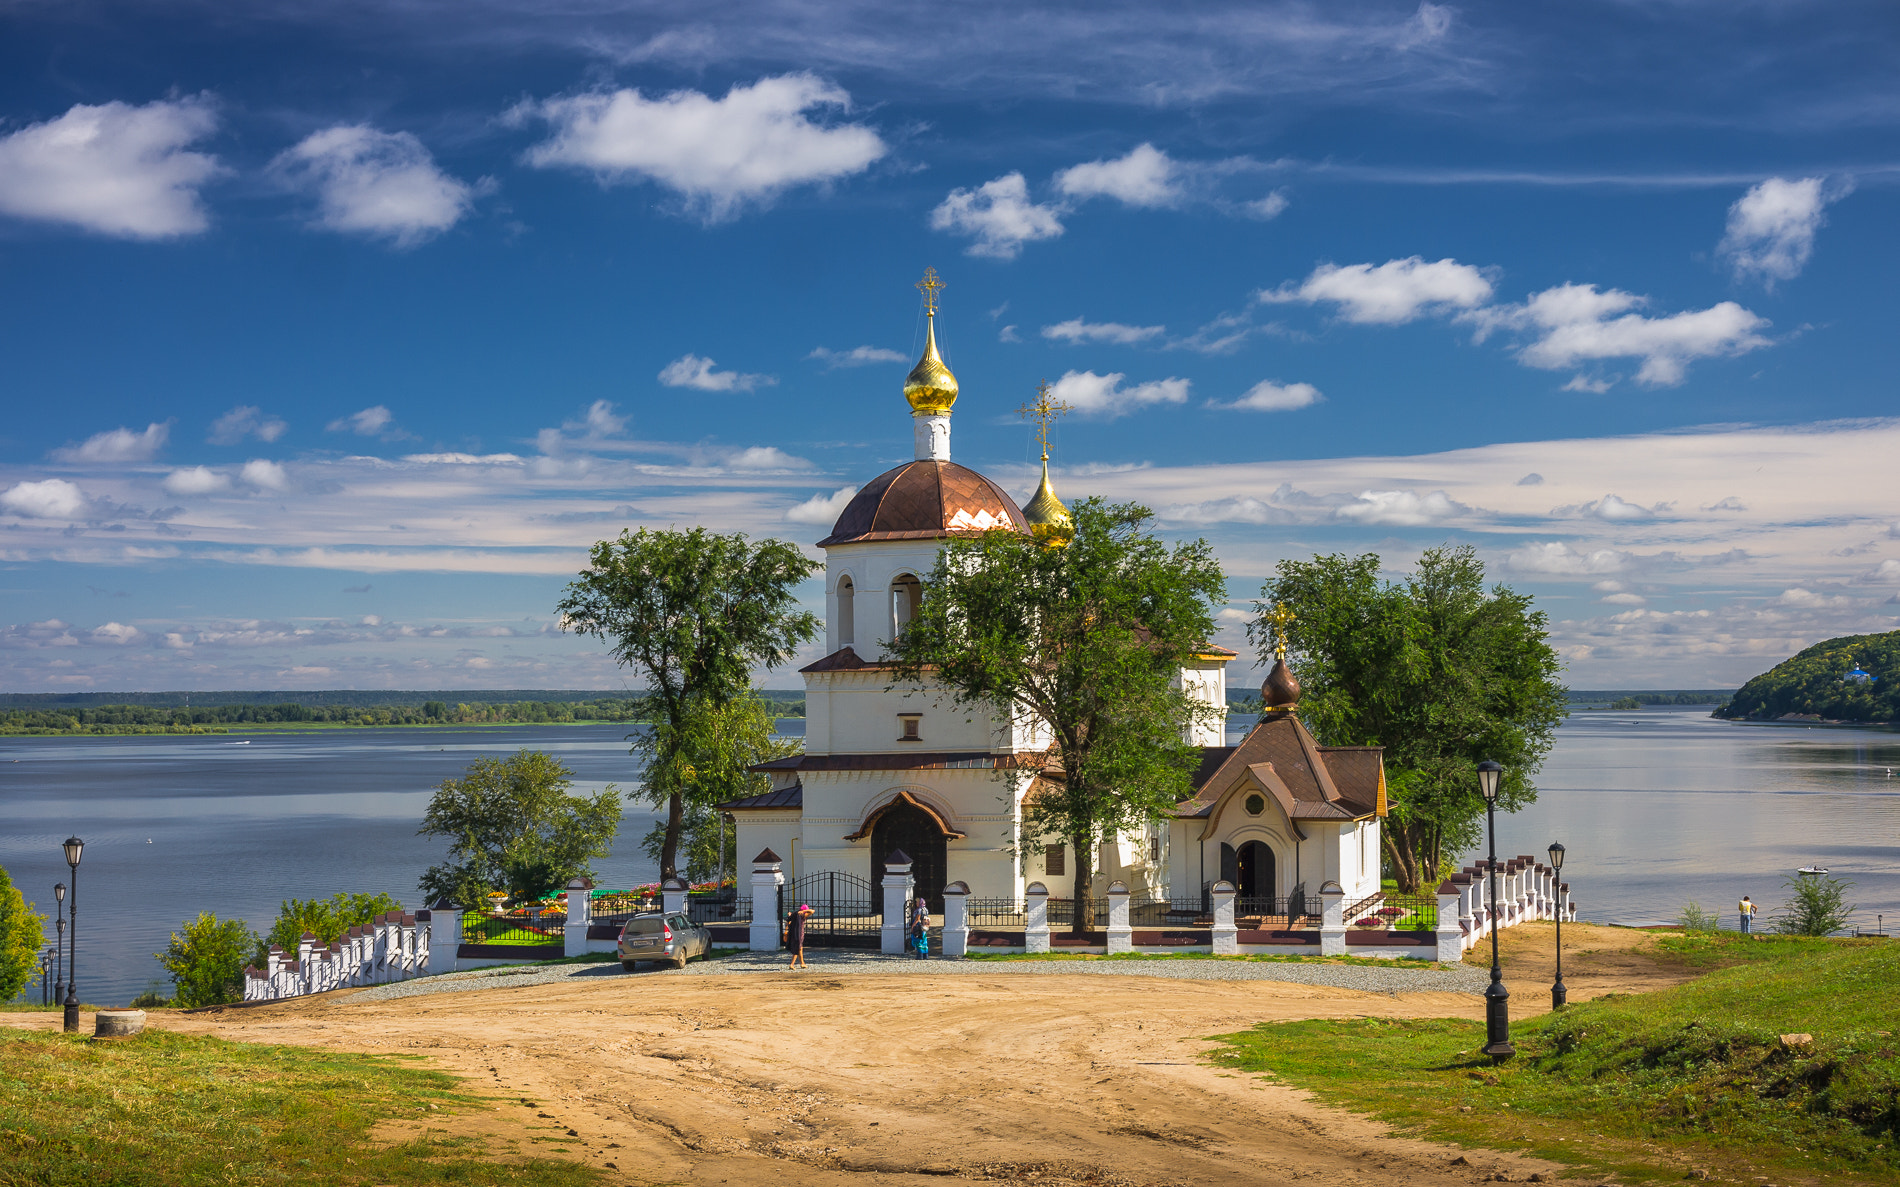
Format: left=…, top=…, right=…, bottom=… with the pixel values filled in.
left=889, top=499, right=1226, bottom=933
left=0, top=863, right=47, bottom=1003
left=557, top=527, right=819, bottom=879
left=637, top=693, right=803, bottom=883
left=157, top=913, right=258, bottom=1008
left=417, top=750, right=621, bottom=905
left=1253, top=546, right=1565, bottom=892
left=257, top=891, right=405, bottom=962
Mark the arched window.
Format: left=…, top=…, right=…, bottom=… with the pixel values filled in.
left=836, top=576, right=854, bottom=647
left=891, top=573, right=921, bottom=636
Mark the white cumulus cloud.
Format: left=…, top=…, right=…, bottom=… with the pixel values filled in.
left=1502, top=542, right=1633, bottom=576
left=1334, top=489, right=1469, bottom=526
left=163, top=465, right=230, bottom=495
left=1259, top=256, right=1495, bottom=324
left=1552, top=493, right=1668, bottom=521
left=87, top=621, right=144, bottom=646
left=240, top=459, right=290, bottom=491
left=1, top=479, right=89, bottom=519
left=1719, top=176, right=1849, bottom=289
left=270, top=125, right=480, bottom=246
left=808, top=345, right=908, bottom=368
left=515, top=74, right=885, bottom=221
left=1476, top=283, right=1771, bottom=387
left=1041, top=317, right=1166, bottom=345
left=787, top=486, right=859, bottom=525
left=1213, top=380, right=1323, bottom=412
left=51, top=423, right=169, bottom=463
left=327, top=405, right=395, bottom=436
left=658, top=354, right=776, bottom=392
left=1048, top=370, right=1190, bottom=418
left=0, top=97, right=222, bottom=238
left=930, top=172, right=1065, bottom=259
left=1054, top=143, right=1182, bottom=208
left=208, top=405, right=287, bottom=445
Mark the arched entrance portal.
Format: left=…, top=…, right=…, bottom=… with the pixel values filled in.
left=1236, top=840, right=1276, bottom=901
left=871, top=799, right=949, bottom=911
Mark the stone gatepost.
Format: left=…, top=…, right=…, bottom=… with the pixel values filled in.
left=662, top=876, right=688, bottom=917
left=425, top=901, right=462, bottom=975
left=1318, top=880, right=1346, bottom=956
left=1449, top=873, right=1474, bottom=952
left=1106, top=880, right=1133, bottom=954
left=1025, top=882, right=1050, bottom=954
left=941, top=880, right=971, bottom=958
left=1211, top=880, right=1238, bottom=954
left=565, top=877, right=593, bottom=958
left=1434, top=881, right=1465, bottom=963
left=750, top=849, right=785, bottom=952
left=881, top=849, right=915, bottom=955
left=297, top=932, right=316, bottom=973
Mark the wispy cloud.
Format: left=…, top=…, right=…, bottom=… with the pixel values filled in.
left=0, top=97, right=223, bottom=238
left=808, top=345, right=908, bottom=368
left=270, top=125, right=484, bottom=246
left=51, top=423, right=170, bottom=464
left=658, top=354, right=776, bottom=392
left=1041, top=317, right=1166, bottom=346
left=1472, top=283, right=1771, bottom=387
left=1259, top=256, right=1495, bottom=324
left=327, top=405, right=397, bottom=436
left=1209, top=380, right=1323, bottom=412
left=1054, top=143, right=1183, bottom=208
left=1048, top=369, right=1190, bottom=418
left=930, top=172, right=1065, bottom=259
left=1718, top=176, right=1851, bottom=289
left=208, top=406, right=288, bottom=446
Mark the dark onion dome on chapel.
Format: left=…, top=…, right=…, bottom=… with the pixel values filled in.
left=1261, top=656, right=1301, bottom=710
left=817, top=460, right=1030, bottom=547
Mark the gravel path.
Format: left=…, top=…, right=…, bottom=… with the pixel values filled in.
left=348, top=950, right=1488, bottom=1005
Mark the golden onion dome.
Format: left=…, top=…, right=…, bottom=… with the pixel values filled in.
left=904, top=312, right=959, bottom=416
left=1022, top=455, right=1070, bottom=529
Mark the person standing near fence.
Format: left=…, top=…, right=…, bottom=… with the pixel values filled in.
left=1738, top=895, right=1756, bottom=934
left=788, top=903, right=812, bottom=969
left=909, top=896, right=931, bottom=959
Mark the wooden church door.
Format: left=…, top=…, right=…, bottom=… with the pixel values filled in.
left=871, top=799, right=948, bottom=911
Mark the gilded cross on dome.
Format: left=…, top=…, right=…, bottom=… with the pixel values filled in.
left=1266, top=603, right=1297, bottom=661
left=1017, top=380, right=1072, bottom=461
left=915, top=267, right=945, bottom=316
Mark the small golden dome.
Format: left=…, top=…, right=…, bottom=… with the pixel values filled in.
left=1022, top=456, right=1069, bottom=529
left=904, top=313, right=959, bottom=416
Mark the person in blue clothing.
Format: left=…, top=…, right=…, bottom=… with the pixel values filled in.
left=909, top=896, right=931, bottom=959
left=1738, top=895, right=1757, bottom=935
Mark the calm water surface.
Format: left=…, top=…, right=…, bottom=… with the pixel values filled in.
left=3, top=708, right=1897, bottom=1004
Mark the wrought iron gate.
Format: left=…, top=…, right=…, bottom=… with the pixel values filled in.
left=785, top=870, right=882, bottom=949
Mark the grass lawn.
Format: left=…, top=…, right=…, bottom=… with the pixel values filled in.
left=1211, top=933, right=1900, bottom=1184
left=0, top=1026, right=600, bottom=1186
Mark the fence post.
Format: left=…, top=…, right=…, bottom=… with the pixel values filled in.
left=1211, top=880, right=1238, bottom=954
left=661, top=876, right=688, bottom=917
left=881, top=849, right=915, bottom=956
left=941, top=880, right=970, bottom=958
left=1319, top=879, right=1346, bottom=956
left=426, top=900, right=462, bottom=975
left=1106, top=880, right=1133, bottom=954
left=749, top=849, right=785, bottom=952
left=1435, top=881, right=1464, bottom=963
left=410, top=913, right=429, bottom=977
left=1025, top=882, right=1050, bottom=954
left=565, top=876, right=593, bottom=958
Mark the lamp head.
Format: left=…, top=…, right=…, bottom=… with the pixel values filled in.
left=63, top=836, right=84, bottom=867
left=53, top=882, right=65, bottom=902
left=1475, top=760, right=1504, bottom=803
left=1547, top=841, right=1566, bottom=871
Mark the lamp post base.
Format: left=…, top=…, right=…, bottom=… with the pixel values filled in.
left=1552, top=980, right=1568, bottom=1010
left=62, top=1003, right=79, bottom=1033
left=1482, top=1038, right=1517, bottom=1062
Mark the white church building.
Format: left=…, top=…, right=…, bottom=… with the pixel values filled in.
left=721, top=273, right=1385, bottom=915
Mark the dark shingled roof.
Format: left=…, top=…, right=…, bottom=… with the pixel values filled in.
left=817, top=460, right=1030, bottom=547
left=717, top=782, right=804, bottom=811
left=749, top=751, right=1040, bottom=773
left=1177, top=710, right=1384, bottom=822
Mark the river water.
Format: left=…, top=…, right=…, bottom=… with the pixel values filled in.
left=2, top=707, right=1897, bottom=1004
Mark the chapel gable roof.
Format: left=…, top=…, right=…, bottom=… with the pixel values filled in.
left=1176, top=710, right=1384, bottom=820
left=717, top=782, right=804, bottom=811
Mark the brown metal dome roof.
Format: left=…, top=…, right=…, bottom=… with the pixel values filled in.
left=817, top=460, right=1030, bottom=547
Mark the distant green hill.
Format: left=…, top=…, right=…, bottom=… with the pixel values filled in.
left=1714, top=630, right=1899, bottom=723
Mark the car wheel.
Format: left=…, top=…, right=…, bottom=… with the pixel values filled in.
left=620, top=960, right=639, bottom=972
left=672, top=952, right=688, bottom=970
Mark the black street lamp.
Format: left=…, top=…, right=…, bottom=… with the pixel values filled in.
left=1476, top=760, right=1513, bottom=1062
left=62, top=837, right=83, bottom=1034
left=1547, top=841, right=1567, bottom=1009
left=52, top=882, right=65, bottom=1007
left=41, top=948, right=53, bottom=1006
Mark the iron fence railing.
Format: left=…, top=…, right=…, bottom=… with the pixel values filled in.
left=966, top=898, right=1026, bottom=928
left=591, top=891, right=658, bottom=917
left=462, top=911, right=565, bottom=946
left=1353, top=894, right=1438, bottom=931
left=686, top=896, right=752, bottom=925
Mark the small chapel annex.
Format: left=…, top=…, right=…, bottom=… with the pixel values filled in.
left=720, top=271, right=1385, bottom=915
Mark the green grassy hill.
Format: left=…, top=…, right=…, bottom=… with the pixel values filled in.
left=1713, top=631, right=1899, bottom=724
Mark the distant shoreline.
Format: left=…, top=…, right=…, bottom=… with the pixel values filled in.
left=0, top=716, right=809, bottom=738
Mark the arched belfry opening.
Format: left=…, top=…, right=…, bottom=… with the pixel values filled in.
left=836, top=575, right=854, bottom=647
left=891, top=573, right=921, bottom=637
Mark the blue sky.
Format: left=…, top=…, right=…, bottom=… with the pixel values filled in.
left=2, top=1, right=1897, bottom=692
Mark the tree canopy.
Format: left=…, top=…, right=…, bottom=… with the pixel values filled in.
left=888, top=499, right=1226, bottom=931
left=157, top=912, right=257, bottom=1008
left=258, top=891, right=404, bottom=959
left=1714, top=630, right=1900, bottom=723
left=417, top=750, right=621, bottom=905
left=556, top=527, right=819, bottom=879
left=636, top=693, right=802, bottom=884
left=0, top=863, right=47, bottom=1003
left=1254, top=546, right=1566, bottom=893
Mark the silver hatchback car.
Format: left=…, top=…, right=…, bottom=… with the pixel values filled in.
left=618, top=911, right=711, bottom=971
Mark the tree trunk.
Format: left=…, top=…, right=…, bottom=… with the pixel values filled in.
left=660, top=792, right=684, bottom=881
left=1070, top=834, right=1093, bottom=937
left=1384, top=827, right=1423, bottom=894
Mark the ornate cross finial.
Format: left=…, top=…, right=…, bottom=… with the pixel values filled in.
left=915, top=266, right=945, bottom=316
left=1266, top=602, right=1297, bottom=661
left=1017, top=380, right=1073, bottom=460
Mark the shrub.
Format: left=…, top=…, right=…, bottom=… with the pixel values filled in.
left=0, top=863, right=48, bottom=1003
left=1775, top=872, right=1856, bottom=936
left=157, top=913, right=259, bottom=1007
left=1677, top=900, right=1720, bottom=932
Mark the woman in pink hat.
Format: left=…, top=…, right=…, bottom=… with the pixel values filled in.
left=788, top=903, right=814, bottom=969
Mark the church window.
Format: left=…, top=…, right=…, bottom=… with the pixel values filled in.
left=898, top=713, right=922, bottom=741
left=1244, top=793, right=1265, bottom=816
left=1045, top=844, right=1065, bottom=876
left=836, top=576, right=854, bottom=647
left=891, top=573, right=921, bottom=635
left=1149, top=833, right=1160, bottom=863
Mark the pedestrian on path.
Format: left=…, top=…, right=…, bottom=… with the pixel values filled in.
left=909, top=896, right=931, bottom=959
left=789, top=904, right=813, bottom=969
left=1738, top=895, right=1756, bottom=934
